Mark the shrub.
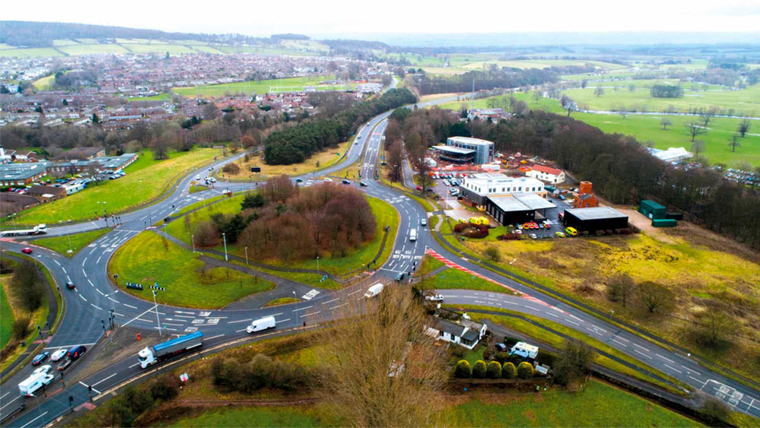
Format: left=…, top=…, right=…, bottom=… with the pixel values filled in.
left=502, top=362, right=517, bottom=379
left=472, top=360, right=487, bottom=379
left=12, top=316, right=30, bottom=340
left=484, top=246, right=501, bottom=262
left=194, top=221, right=220, bottom=247
left=517, top=361, right=534, bottom=379
left=454, top=360, right=471, bottom=378
left=149, top=374, right=180, bottom=401
left=222, top=162, right=241, bottom=175
left=554, top=340, right=594, bottom=386
left=494, top=352, right=510, bottom=365
left=486, top=361, right=502, bottom=379
left=241, top=193, right=265, bottom=209
left=698, top=397, right=730, bottom=426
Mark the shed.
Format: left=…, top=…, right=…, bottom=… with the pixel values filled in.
left=639, top=200, right=666, bottom=220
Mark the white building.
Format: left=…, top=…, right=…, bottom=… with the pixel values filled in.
left=526, top=165, right=565, bottom=184
left=460, top=173, right=546, bottom=205
left=649, top=147, right=692, bottom=163
left=425, top=317, right=488, bottom=350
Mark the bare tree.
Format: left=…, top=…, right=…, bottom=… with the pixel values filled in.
left=695, top=310, right=736, bottom=348
left=386, top=140, right=404, bottom=184
left=699, top=107, right=718, bottom=127
left=727, top=133, right=742, bottom=152
left=560, top=95, right=576, bottom=117
left=606, top=273, right=635, bottom=307
left=737, top=119, right=751, bottom=138
left=690, top=140, right=706, bottom=157
left=684, top=121, right=707, bottom=142
left=660, top=117, right=672, bottom=130
left=594, top=86, right=605, bottom=97
left=314, top=286, right=447, bottom=427
left=638, top=281, right=672, bottom=314
left=410, top=145, right=433, bottom=194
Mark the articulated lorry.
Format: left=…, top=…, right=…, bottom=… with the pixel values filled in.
left=137, top=331, right=203, bottom=369
left=1, top=224, right=47, bottom=238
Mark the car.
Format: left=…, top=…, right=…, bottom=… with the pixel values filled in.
left=31, top=352, right=49, bottom=366
left=558, top=195, right=566, bottom=200
left=295, top=178, right=304, bottom=183
left=33, top=365, right=52, bottom=376
left=517, top=224, right=523, bottom=230
left=495, top=343, right=507, bottom=352
left=529, top=233, right=538, bottom=239
left=513, top=229, right=522, bottom=235
left=341, top=179, right=351, bottom=185
left=21, top=248, right=33, bottom=254
left=195, top=176, right=200, bottom=180
left=531, top=223, right=539, bottom=230
left=416, top=185, right=422, bottom=191
left=565, top=227, right=578, bottom=236
left=51, top=349, right=68, bottom=361
left=57, top=358, right=72, bottom=371
left=395, top=272, right=405, bottom=282
left=208, top=167, right=213, bottom=171
left=543, top=223, right=551, bottom=229
left=66, top=281, right=75, bottom=289
left=359, top=181, right=368, bottom=187
left=420, top=218, right=427, bottom=226
left=68, top=345, right=86, bottom=360
left=555, top=231, right=566, bottom=238
left=425, top=294, right=444, bottom=302
left=523, top=222, right=531, bottom=229
left=324, top=178, right=333, bottom=182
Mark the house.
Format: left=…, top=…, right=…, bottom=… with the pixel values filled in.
left=0, top=192, right=41, bottom=212
left=527, top=164, right=565, bottom=184
left=425, top=315, right=488, bottom=350
left=572, top=181, right=600, bottom=209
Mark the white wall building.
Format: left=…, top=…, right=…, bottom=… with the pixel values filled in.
left=460, top=173, right=546, bottom=205
left=526, top=165, right=565, bottom=184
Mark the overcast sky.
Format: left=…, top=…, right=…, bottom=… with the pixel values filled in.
left=23, top=0, right=760, bottom=37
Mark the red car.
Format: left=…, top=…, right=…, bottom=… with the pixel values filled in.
left=416, top=185, right=422, bottom=190
left=21, top=248, right=33, bottom=254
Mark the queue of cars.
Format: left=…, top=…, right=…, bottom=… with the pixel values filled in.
left=30, top=346, right=86, bottom=372
left=20, top=346, right=87, bottom=396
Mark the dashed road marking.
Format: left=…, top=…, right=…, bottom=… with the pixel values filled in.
left=656, top=353, right=675, bottom=364
left=79, top=293, right=87, bottom=302
left=634, top=349, right=652, bottom=359
left=664, top=363, right=682, bottom=374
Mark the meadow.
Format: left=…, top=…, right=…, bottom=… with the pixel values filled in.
left=225, top=139, right=350, bottom=181
left=12, top=148, right=218, bottom=225
left=172, top=75, right=351, bottom=98
left=0, top=279, right=14, bottom=349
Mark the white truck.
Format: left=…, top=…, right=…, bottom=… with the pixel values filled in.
left=18, top=372, right=54, bottom=397
left=138, top=331, right=203, bottom=369
left=1, top=224, right=47, bottom=238
left=246, top=316, right=276, bottom=333
left=364, top=283, right=384, bottom=299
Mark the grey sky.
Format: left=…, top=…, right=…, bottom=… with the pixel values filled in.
left=24, top=0, right=760, bottom=37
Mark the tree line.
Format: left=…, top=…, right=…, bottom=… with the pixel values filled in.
left=650, top=84, right=684, bottom=98
left=263, top=88, right=416, bottom=165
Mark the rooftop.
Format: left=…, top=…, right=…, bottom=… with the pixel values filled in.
left=432, top=145, right=476, bottom=155
left=448, top=136, right=494, bottom=147
left=565, top=206, right=628, bottom=221
left=488, top=194, right=556, bottom=212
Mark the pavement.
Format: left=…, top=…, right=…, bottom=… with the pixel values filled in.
left=1, top=91, right=759, bottom=426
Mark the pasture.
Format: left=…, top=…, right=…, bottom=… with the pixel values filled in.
left=172, top=75, right=348, bottom=98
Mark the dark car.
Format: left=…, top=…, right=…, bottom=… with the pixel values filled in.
left=31, top=352, right=49, bottom=366
left=68, top=345, right=86, bottom=360
left=359, top=181, right=368, bottom=187
left=341, top=179, right=351, bottom=185
left=57, top=358, right=72, bottom=371
left=395, top=272, right=405, bottom=282
left=295, top=178, right=304, bottom=183
left=495, top=343, right=507, bottom=352
left=66, top=281, right=75, bottom=290
left=21, top=248, right=33, bottom=254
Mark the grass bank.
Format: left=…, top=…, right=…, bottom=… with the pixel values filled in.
left=32, top=228, right=110, bottom=257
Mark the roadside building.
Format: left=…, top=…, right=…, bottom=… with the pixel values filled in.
left=432, top=137, right=494, bottom=165
left=425, top=316, right=488, bottom=350
left=0, top=192, right=41, bottom=212
left=25, top=185, right=66, bottom=202
left=460, top=173, right=546, bottom=206
left=526, top=164, right=565, bottom=184
left=486, top=193, right=556, bottom=225
left=562, top=207, right=629, bottom=232
left=0, top=162, right=50, bottom=186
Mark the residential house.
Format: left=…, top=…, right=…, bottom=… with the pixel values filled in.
left=526, top=164, right=565, bottom=184
left=425, top=316, right=488, bottom=350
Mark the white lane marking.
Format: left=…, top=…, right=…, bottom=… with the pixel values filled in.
left=227, top=318, right=252, bottom=324
left=330, top=303, right=348, bottom=310
left=591, top=324, right=607, bottom=333
left=66, top=275, right=72, bottom=283
left=656, top=353, right=676, bottom=364
left=0, top=391, right=10, bottom=400
left=122, top=305, right=158, bottom=327
left=87, top=279, right=94, bottom=287
left=124, top=304, right=138, bottom=309
left=271, top=312, right=284, bottom=317
left=44, top=342, right=96, bottom=350
left=348, top=289, right=361, bottom=296
left=155, top=327, right=177, bottom=332
left=79, top=293, right=87, bottom=302
left=163, top=323, right=184, bottom=327
left=79, top=381, right=101, bottom=395
left=96, top=256, right=102, bottom=264
left=633, top=343, right=650, bottom=352
left=236, top=328, right=248, bottom=333
left=129, top=362, right=140, bottom=369
left=53, top=260, right=61, bottom=266
left=324, top=298, right=339, bottom=304
left=108, top=297, right=120, bottom=304
left=61, top=267, right=67, bottom=274
left=689, top=375, right=705, bottom=385
left=613, top=336, right=629, bottom=343
left=96, top=288, right=105, bottom=296
left=303, top=311, right=320, bottom=317
left=683, top=366, right=702, bottom=376
left=0, top=396, right=20, bottom=411
left=664, top=364, right=682, bottom=374
left=205, top=334, right=225, bottom=341
left=92, top=373, right=118, bottom=387
left=174, top=315, right=195, bottom=319
left=634, top=349, right=653, bottom=359
left=612, top=338, right=628, bottom=347
left=566, top=319, right=580, bottom=326
left=293, top=305, right=313, bottom=312
left=547, top=312, right=559, bottom=318
left=20, top=411, right=48, bottom=428
left=91, top=303, right=102, bottom=310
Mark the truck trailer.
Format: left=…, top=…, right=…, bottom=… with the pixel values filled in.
left=138, top=331, right=203, bottom=369
left=0, top=224, right=47, bottom=238
left=18, top=372, right=54, bottom=397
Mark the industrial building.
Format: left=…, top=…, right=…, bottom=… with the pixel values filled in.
left=486, top=193, right=557, bottom=225
left=460, top=173, right=546, bottom=206
left=573, top=181, right=600, bottom=209
left=432, top=136, right=494, bottom=165
left=639, top=200, right=666, bottom=219
left=563, top=207, right=629, bottom=232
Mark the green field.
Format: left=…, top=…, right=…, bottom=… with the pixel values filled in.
left=0, top=48, right=62, bottom=58
left=172, top=75, right=350, bottom=98
left=58, top=44, right=129, bottom=55
left=12, top=148, right=218, bottom=225
left=126, top=93, right=171, bottom=102
left=32, top=75, right=55, bottom=90
left=421, top=266, right=517, bottom=294
left=164, top=194, right=248, bottom=246
left=109, top=231, right=274, bottom=308
left=0, top=280, right=14, bottom=349
left=33, top=228, right=110, bottom=257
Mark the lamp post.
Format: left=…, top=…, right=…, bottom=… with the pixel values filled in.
left=245, top=246, right=248, bottom=265
left=192, top=235, right=196, bottom=253
left=316, top=256, right=320, bottom=274
left=222, top=233, right=228, bottom=261
left=293, top=291, right=298, bottom=331
left=153, top=290, right=162, bottom=337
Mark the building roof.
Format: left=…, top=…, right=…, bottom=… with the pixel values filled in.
left=447, top=136, right=494, bottom=147
left=430, top=317, right=466, bottom=337
left=488, top=194, right=556, bottom=212
left=513, top=193, right=556, bottom=210
left=565, top=206, right=628, bottom=221
left=0, top=162, right=49, bottom=181
left=432, top=145, right=475, bottom=155
left=532, top=164, right=563, bottom=175
left=26, top=186, right=65, bottom=196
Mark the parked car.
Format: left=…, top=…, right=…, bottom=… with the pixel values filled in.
left=31, top=352, right=49, bottom=366
left=425, top=294, right=444, bottom=302
left=529, top=233, right=538, bottom=239
left=513, top=229, right=522, bottom=235
left=21, top=248, right=33, bottom=254
left=543, top=223, right=551, bottom=229
left=33, top=365, right=52, bottom=376
left=295, top=178, right=304, bottom=183
left=50, top=349, right=68, bottom=362
left=416, top=185, right=422, bottom=191
left=495, top=343, right=507, bottom=352
left=565, top=227, right=578, bottom=236
left=555, top=232, right=566, bottom=238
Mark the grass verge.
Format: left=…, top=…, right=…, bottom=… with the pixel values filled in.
left=32, top=228, right=110, bottom=257
left=263, top=297, right=301, bottom=307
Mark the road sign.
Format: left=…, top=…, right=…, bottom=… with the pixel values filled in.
left=150, top=284, right=166, bottom=291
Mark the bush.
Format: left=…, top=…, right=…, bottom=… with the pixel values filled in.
left=149, top=374, right=180, bottom=401
left=494, top=352, right=510, bottom=365
left=472, top=360, right=487, bottom=379
left=454, top=360, right=471, bottom=378
left=11, top=260, right=44, bottom=312
left=698, top=397, right=730, bottom=426
left=517, top=361, right=534, bottom=379
left=502, top=362, right=517, bottom=379
left=12, top=316, right=30, bottom=340
left=553, top=340, right=594, bottom=386
left=194, top=221, right=220, bottom=247
left=484, top=246, right=501, bottom=262
left=241, top=193, right=265, bottom=209
left=486, top=361, right=502, bottom=379
left=222, top=162, right=240, bottom=175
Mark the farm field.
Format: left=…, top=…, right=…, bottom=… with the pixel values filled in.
left=172, top=75, right=349, bottom=98
left=109, top=231, right=274, bottom=308
left=12, top=148, right=218, bottom=225
left=58, top=44, right=129, bottom=55
left=225, top=139, right=351, bottom=181
left=33, top=228, right=110, bottom=257
left=0, top=48, right=62, bottom=58
left=418, top=58, right=628, bottom=76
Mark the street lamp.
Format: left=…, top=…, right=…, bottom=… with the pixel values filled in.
left=245, top=246, right=248, bottom=265
left=316, top=256, right=320, bottom=274
left=222, top=233, right=228, bottom=261
left=293, top=291, right=298, bottom=331
left=192, top=235, right=196, bottom=253
left=153, top=290, right=162, bottom=337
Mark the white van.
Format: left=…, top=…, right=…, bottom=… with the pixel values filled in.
left=246, top=316, right=276, bottom=333
left=18, top=372, right=54, bottom=397
left=364, top=283, right=384, bottom=299
left=409, top=229, right=417, bottom=242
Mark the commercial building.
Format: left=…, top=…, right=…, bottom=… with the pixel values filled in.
left=486, top=194, right=556, bottom=225
left=432, top=136, right=494, bottom=165
left=460, top=173, right=545, bottom=206
left=563, top=207, right=629, bottom=232
left=649, top=147, right=692, bottom=163
left=0, top=162, right=50, bottom=186
left=572, top=181, right=600, bottom=209
left=526, top=164, right=565, bottom=184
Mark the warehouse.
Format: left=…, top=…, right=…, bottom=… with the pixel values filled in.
left=486, top=194, right=556, bottom=225
left=563, top=207, right=629, bottom=232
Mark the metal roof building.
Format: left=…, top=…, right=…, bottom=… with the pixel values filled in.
left=563, top=207, right=629, bottom=232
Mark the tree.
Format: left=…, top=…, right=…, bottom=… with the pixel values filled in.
left=660, top=117, right=673, bottom=130
left=737, top=119, right=751, bottom=138
left=638, top=281, right=672, bottom=314
left=690, top=140, right=706, bottom=157
left=553, top=340, right=595, bottom=387
left=699, top=107, right=717, bottom=127
left=580, top=79, right=588, bottom=89
left=315, top=286, right=447, bottom=427
left=694, top=310, right=736, bottom=348
left=517, top=361, right=534, bottom=379
left=195, top=221, right=220, bottom=247
left=151, top=138, right=169, bottom=160
left=684, top=121, right=707, bottom=142
left=502, top=362, right=517, bottom=379
left=594, top=86, right=605, bottom=97
left=241, top=193, right=265, bottom=209
left=484, top=246, right=501, bottom=262
left=472, top=360, right=487, bottom=378
left=486, top=361, right=502, bottom=379
left=222, top=162, right=240, bottom=175
left=727, top=133, right=742, bottom=152
left=698, top=397, right=730, bottom=426
left=410, top=145, right=433, bottom=194
left=11, top=261, right=43, bottom=312
left=606, top=273, right=635, bottom=307
left=386, top=140, right=404, bottom=184
left=455, top=360, right=471, bottom=378
left=203, top=103, right=220, bottom=120
left=560, top=95, right=576, bottom=117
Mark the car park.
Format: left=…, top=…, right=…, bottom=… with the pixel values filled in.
left=51, top=349, right=67, bottom=361
left=21, top=248, right=33, bottom=254
left=31, top=352, right=49, bottom=366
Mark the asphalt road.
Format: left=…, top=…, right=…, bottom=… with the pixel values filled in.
left=1, top=92, right=759, bottom=426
